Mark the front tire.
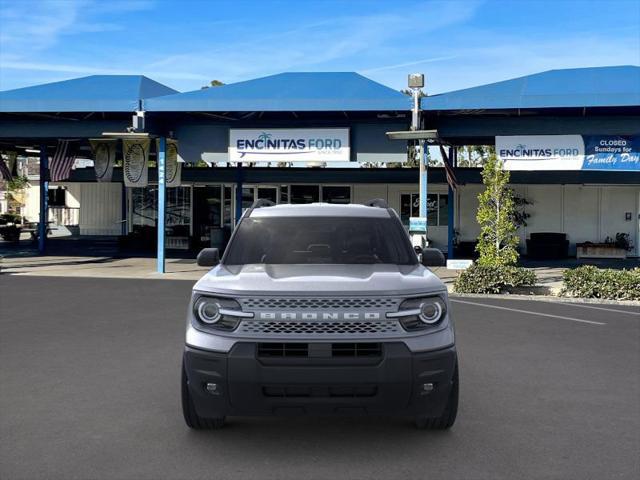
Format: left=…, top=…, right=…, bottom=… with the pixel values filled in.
left=415, top=361, right=459, bottom=430
left=181, top=360, right=225, bottom=430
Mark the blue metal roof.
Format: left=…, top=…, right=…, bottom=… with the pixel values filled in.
left=0, top=75, right=178, bottom=113
left=422, top=66, right=640, bottom=111
left=145, top=72, right=411, bottom=112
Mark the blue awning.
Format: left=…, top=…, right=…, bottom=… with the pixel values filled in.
left=422, top=66, right=640, bottom=111
left=145, top=72, right=411, bottom=112
left=0, top=75, right=178, bottom=113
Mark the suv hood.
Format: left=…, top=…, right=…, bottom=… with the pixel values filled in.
left=194, top=264, right=445, bottom=296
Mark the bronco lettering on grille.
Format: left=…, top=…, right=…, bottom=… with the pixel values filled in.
left=257, top=312, right=381, bottom=321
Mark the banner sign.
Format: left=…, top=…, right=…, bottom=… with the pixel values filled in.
left=497, top=135, right=640, bottom=171
left=122, top=138, right=149, bottom=187
left=497, top=135, right=584, bottom=170
left=156, top=138, right=181, bottom=187
left=582, top=136, right=640, bottom=171
left=90, top=139, right=116, bottom=182
left=229, top=128, right=350, bottom=163
left=409, top=217, right=427, bottom=233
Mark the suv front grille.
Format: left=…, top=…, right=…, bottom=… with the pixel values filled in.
left=240, top=321, right=401, bottom=336
left=262, top=385, right=377, bottom=398
left=240, top=297, right=400, bottom=310
left=257, top=343, right=308, bottom=357
left=257, top=342, right=382, bottom=358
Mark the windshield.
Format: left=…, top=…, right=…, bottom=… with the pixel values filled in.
left=223, top=216, right=417, bottom=265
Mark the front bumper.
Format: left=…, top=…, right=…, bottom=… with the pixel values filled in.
left=184, top=342, right=457, bottom=418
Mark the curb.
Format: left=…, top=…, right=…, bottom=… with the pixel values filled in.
left=449, top=292, right=640, bottom=307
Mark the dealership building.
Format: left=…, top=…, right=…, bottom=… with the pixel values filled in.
left=1, top=65, right=639, bottom=266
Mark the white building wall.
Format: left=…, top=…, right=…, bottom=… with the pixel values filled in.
left=522, top=185, right=564, bottom=237
left=599, top=186, right=639, bottom=256
left=78, top=182, right=122, bottom=235
left=455, top=183, right=640, bottom=257
left=562, top=186, right=599, bottom=255
left=23, top=182, right=41, bottom=222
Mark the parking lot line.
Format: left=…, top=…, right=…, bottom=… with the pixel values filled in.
left=451, top=299, right=607, bottom=326
left=543, top=302, right=640, bottom=316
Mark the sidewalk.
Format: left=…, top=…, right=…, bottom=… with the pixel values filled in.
left=0, top=255, right=209, bottom=281
left=1, top=254, right=574, bottom=292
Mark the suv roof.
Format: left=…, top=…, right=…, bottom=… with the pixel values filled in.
left=249, top=202, right=392, bottom=218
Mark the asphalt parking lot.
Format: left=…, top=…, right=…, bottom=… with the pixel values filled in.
left=1, top=276, right=638, bottom=480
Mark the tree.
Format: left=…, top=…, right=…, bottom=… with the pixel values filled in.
left=5, top=175, right=30, bottom=215
left=201, top=80, right=225, bottom=89
left=475, top=153, right=519, bottom=266
left=457, top=145, right=495, bottom=167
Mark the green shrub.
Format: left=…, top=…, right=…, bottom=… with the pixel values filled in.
left=561, top=266, right=640, bottom=301
left=454, top=264, right=537, bottom=294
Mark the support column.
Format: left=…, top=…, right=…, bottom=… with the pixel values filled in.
left=235, top=163, right=243, bottom=224
left=38, top=145, right=48, bottom=254
left=418, top=140, right=428, bottom=247
left=157, top=137, right=166, bottom=273
left=121, top=182, right=127, bottom=236
left=447, top=146, right=456, bottom=259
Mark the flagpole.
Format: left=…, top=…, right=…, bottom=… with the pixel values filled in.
left=38, top=144, right=48, bottom=254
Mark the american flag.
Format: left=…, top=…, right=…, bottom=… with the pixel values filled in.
left=49, top=140, right=78, bottom=182
left=439, top=145, right=458, bottom=190
left=0, top=156, right=12, bottom=181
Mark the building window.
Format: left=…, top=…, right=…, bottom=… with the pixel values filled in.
left=280, top=185, right=289, bottom=203
left=223, top=186, right=232, bottom=228
left=322, top=186, right=351, bottom=204
left=290, top=185, right=319, bottom=204
left=400, top=193, right=419, bottom=226
left=400, top=192, right=449, bottom=227
left=131, top=187, right=157, bottom=228
left=48, top=188, right=66, bottom=207
left=131, top=186, right=191, bottom=230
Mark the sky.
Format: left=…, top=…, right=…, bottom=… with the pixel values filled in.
left=0, top=0, right=639, bottom=94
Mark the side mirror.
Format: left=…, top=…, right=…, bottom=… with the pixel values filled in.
left=420, top=248, right=446, bottom=267
left=197, top=248, right=220, bottom=267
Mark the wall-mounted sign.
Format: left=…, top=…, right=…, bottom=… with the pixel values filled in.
left=409, top=217, right=427, bottom=233
left=496, top=135, right=584, bottom=170
left=582, top=136, right=640, bottom=171
left=229, top=128, right=350, bottom=163
left=122, top=138, right=149, bottom=187
left=497, top=135, right=640, bottom=171
left=447, top=259, right=473, bottom=270
left=90, top=139, right=116, bottom=183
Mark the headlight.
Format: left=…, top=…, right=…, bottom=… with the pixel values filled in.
left=195, top=298, right=221, bottom=324
left=193, top=296, right=251, bottom=331
left=387, top=296, right=447, bottom=331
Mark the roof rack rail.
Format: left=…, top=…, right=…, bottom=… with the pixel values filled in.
left=364, top=198, right=389, bottom=208
left=245, top=198, right=276, bottom=217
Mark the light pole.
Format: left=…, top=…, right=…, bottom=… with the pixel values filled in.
left=408, top=73, right=427, bottom=248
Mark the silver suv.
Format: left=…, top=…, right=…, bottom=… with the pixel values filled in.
left=181, top=199, right=458, bottom=429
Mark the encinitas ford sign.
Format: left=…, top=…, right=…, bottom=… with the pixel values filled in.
left=497, top=135, right=640, bottom=171
left=229, top=128, right=350, bottom=162
left=497, top=135, right=585, bottom=170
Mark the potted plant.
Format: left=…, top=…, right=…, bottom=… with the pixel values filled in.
left=576, top=233, right=632, bottom=259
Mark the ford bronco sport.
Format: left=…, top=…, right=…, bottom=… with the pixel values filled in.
left=182, top=199, right=458, bottom=429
